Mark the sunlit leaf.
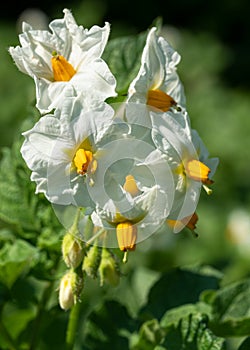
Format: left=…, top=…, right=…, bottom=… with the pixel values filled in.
left=209, top=278, right=250, bottom=337
left=131, top=319, right=165, bottom=350
left=103, top=31, right=147, bottom=94
left=0, top=239, right=38, bottom=288
left=162, top=313, right=226, bottom=350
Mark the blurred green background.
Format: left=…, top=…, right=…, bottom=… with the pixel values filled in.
left=0, top=1, right=250, bottom=348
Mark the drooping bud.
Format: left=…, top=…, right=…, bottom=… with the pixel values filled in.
left=58, top=270, right=83, bottom=311
left=99, top=248, right=120, bottom=287
left=62, top=233, right=85, bottom=269
left=82, top=244, right=101, bottom=279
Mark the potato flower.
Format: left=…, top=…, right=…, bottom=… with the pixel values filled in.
left=127, top=26, right=185, bottom=113
left=90, top=144, right=176, bottom=257
left=150, top=109, right=219, bottom=231
left=91, top=184, right=169, bottom=261
left=20, top=89, right=115, bottom=207
left=9, top=8, right=116, bottom=113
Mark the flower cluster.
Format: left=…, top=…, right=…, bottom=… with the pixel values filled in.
left=9, top=9, right=218, bottom=309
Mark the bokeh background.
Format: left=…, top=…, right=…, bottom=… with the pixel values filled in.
left=0, top=1, right=250, bottom=348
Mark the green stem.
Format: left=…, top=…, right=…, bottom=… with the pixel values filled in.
left=85, top=228, right=105, bottom=246
left=65, top=301, right=82, bottom=350
left=69, top=207, right=82, bottom=236
left=83, top=215, right=94, bottom=241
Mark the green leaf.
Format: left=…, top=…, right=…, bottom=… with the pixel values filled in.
left=238, top=337, right=250, bottom=350
left=0, top=239, right=38, bottom=288
left=0, top=228, right=16, bottom=244
left=106, top=266, right=160, bottom=318
left=1, top=300, right=36, bottom=342
left=37, top=227, right=63, bottom=253
left=84, top=300, right=137, bottom=350
left=131, top=319, right=165, bottom=350
left=140, top=268, right=220, bottom=320
left=209, top=278, right=250, bottom=337
left=0, top=139, right=40, bottom=232
left=162, top=313, right=226, bottom=350
left=160, top=302, right=212, bottom=329
left=103, top=31, right=148, bottom=94
left=0, top=117, right=63, bottom=239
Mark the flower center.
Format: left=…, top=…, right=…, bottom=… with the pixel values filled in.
left=116, top=221, right=137, bottom=252
left=73, top=148, right=97, bottom=175
left=51, top=52, right=76, bottom=81
left=147, top=89, right=177, bottom=112
left=123, top=175, right=140, bottom=197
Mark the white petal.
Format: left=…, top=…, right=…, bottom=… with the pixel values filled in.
left=151, top=110, right=195, bottom=159
left=128, top=26, right=185, bottom=107
left=10, top=8, right=116, bottom=113
left=64, top=8, right=110, bottom=63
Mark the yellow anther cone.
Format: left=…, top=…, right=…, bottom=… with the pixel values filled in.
left=52, top=54, right=76, bottom=81
left=147, top=89, right=177, bottom=112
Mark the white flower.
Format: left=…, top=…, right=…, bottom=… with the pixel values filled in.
left=90, top=145, right=175, bottom=251
left=127, top=27, right=186, bottom=112
left=86, top=101, right=184, bottom=249
left=150, top=109, right=218, bottom=230
left=91, top=184, right=169, bottom=254
left=20, top=90, right=115, bottom=207
left=9, top=8, right=117, bottom=113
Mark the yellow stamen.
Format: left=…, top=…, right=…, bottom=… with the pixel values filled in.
left=116, top=222, right=137, bottom=252
left=186, top=160, right=212, bottom=184
left=183, top=212, right=199, bottom=231
left=123, top=175, right=140, bottom=197
left=167, top=218, right=184, bottom=231
left=167, top=212, right=199, bottom=235
left=147, top=89, right=177, bottom=112
left=73, top=149, right=96, bottom=175
left=51, top=53, right=76, bottom=81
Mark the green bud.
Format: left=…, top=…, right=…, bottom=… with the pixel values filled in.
left=99, top=248, right=120, bottom=287
left=58, top=270, right=83, bottom=311
left=62, top=233, right=84, bottom=268
left=82, top=244, right=101, bottom=278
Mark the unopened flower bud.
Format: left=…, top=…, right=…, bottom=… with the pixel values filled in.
left=99, top=248, right=120, bottom=287
left=62, top=233, right=84, bottom=268
left=82, top=244, right=101, bottom=278
left=59, top=270, right=83, bottom=311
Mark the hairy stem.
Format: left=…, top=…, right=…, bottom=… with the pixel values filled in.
left=65, top=301, right=81, bottom=350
